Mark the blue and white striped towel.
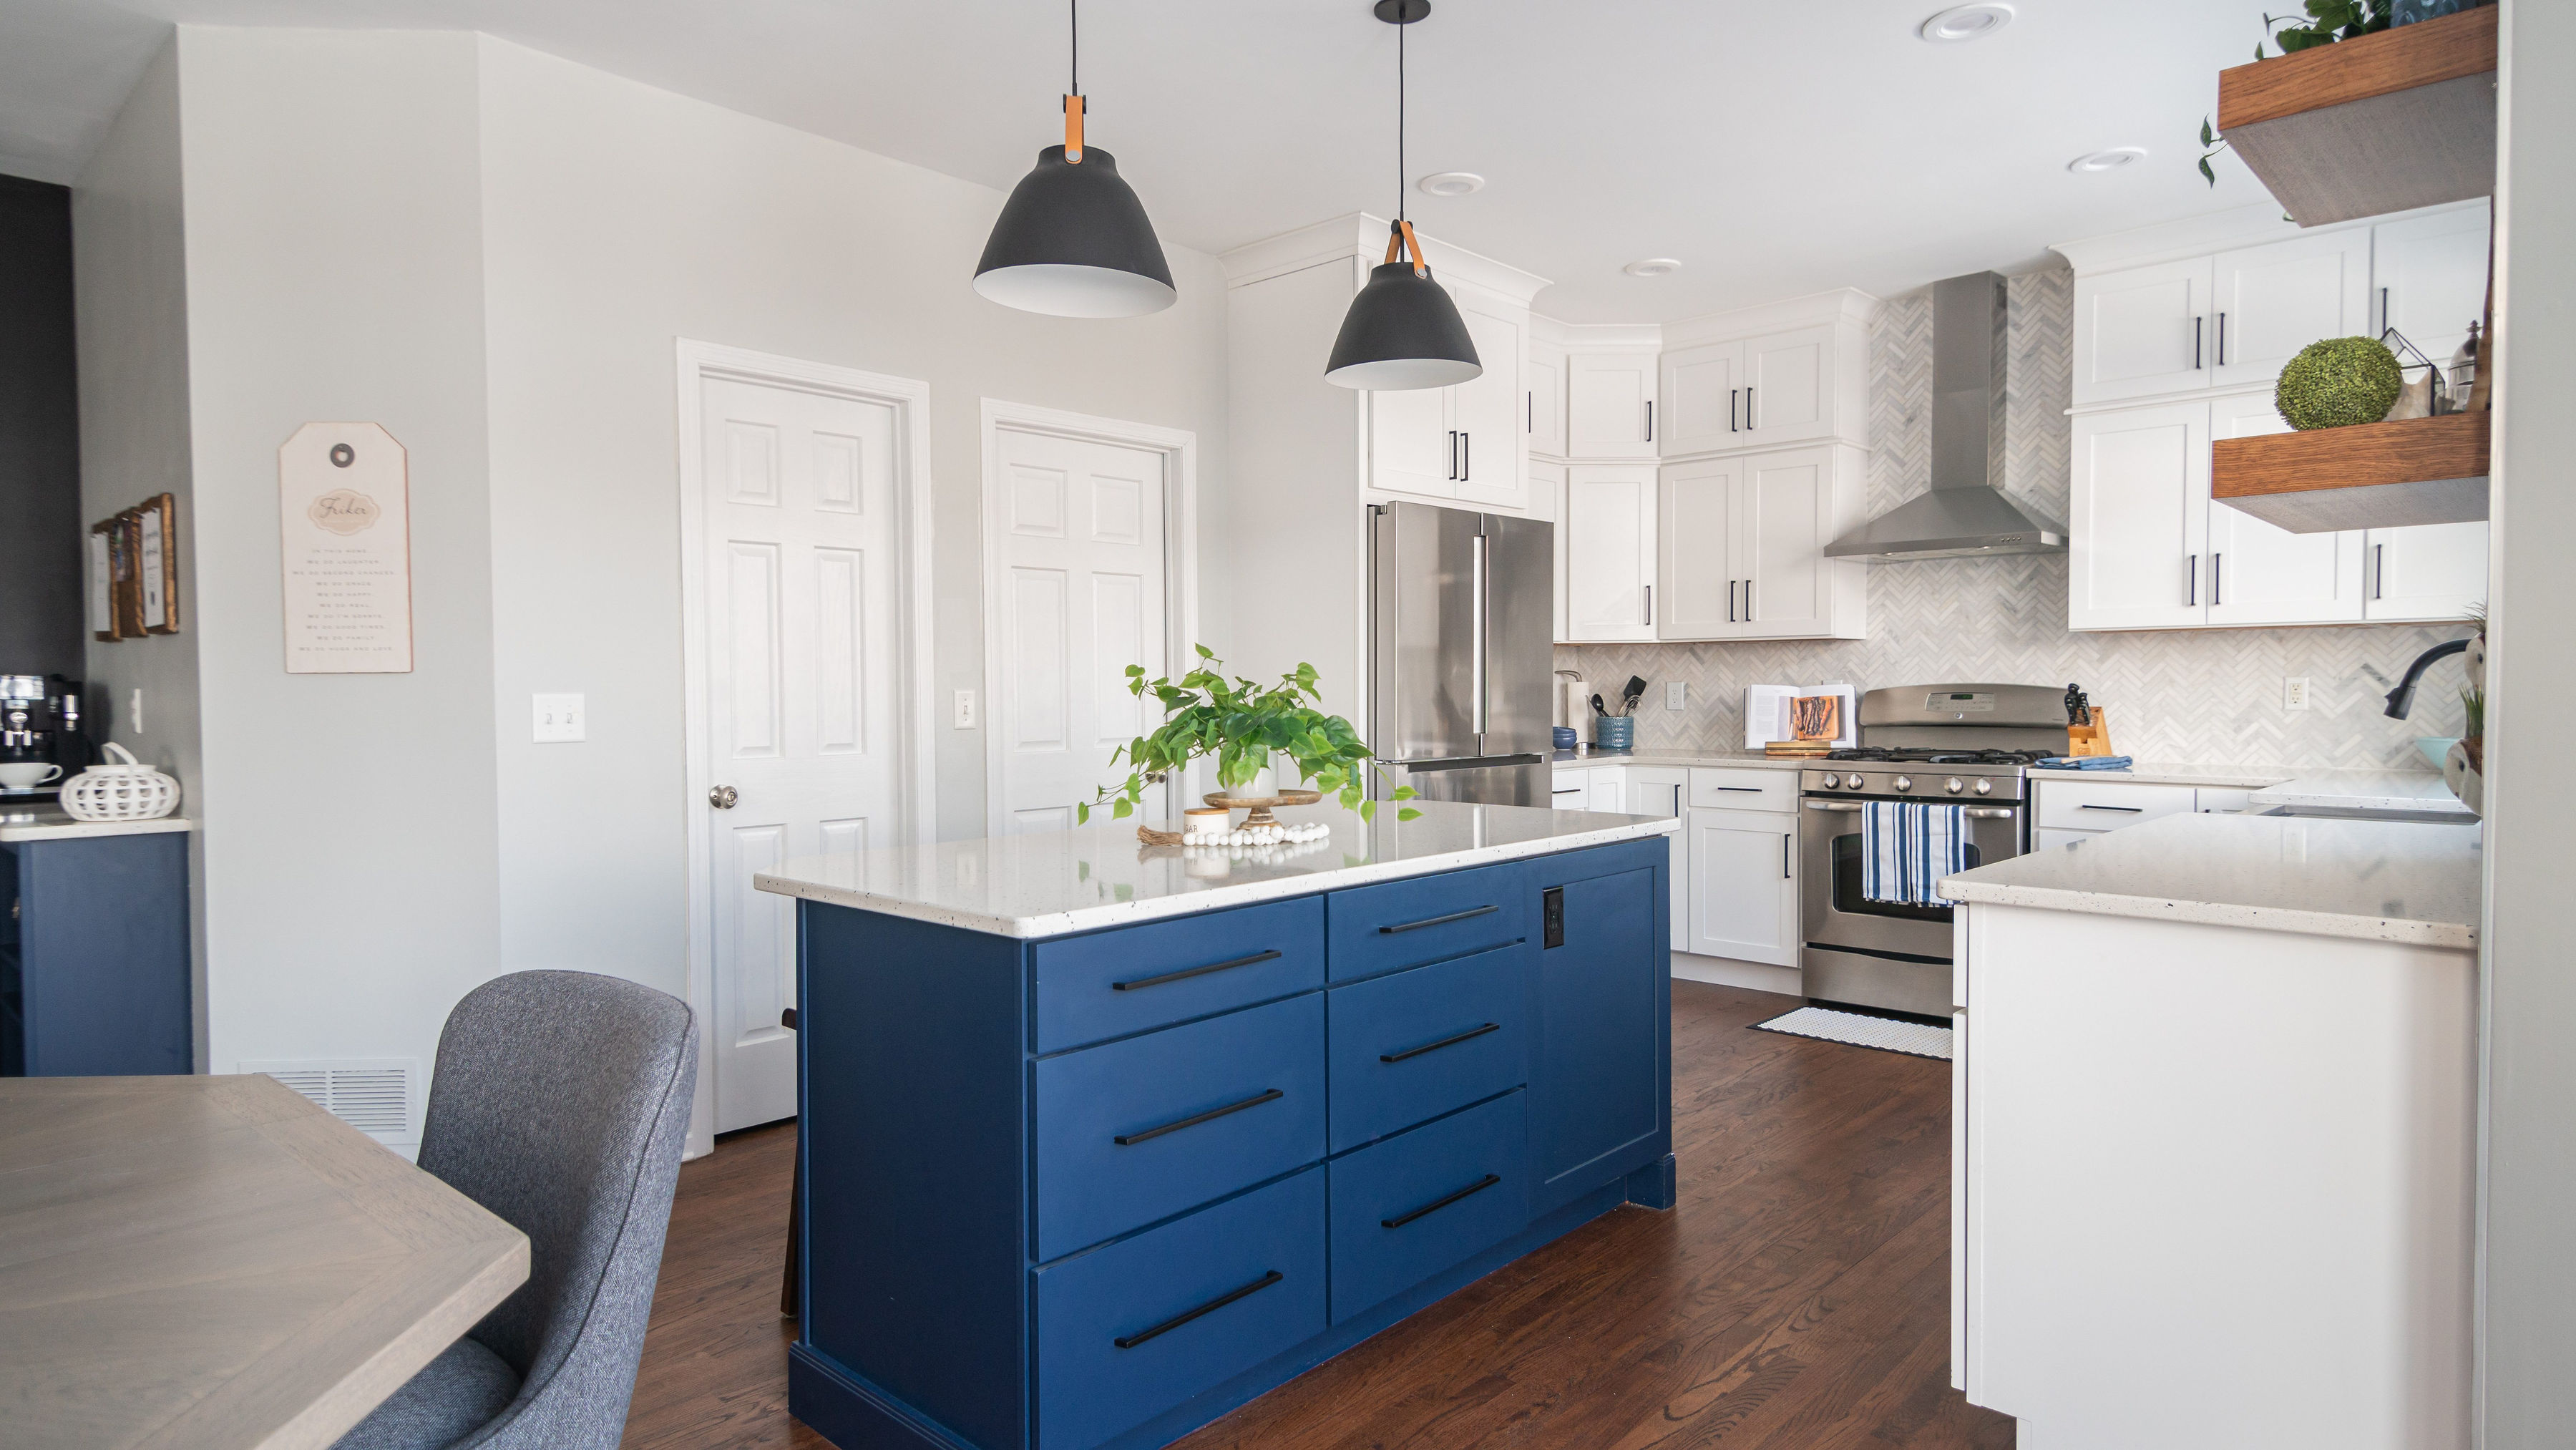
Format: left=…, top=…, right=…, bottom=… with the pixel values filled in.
left=1861, top=802, right=1968, bottom=906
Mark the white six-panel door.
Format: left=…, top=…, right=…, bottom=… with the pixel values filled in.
left=992, top=428, right=1170, bottom=835
left=701, top=374, right=905, bottom=1132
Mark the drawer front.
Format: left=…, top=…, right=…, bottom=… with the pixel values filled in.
left=1032, top=896, right=1325, bottom=1053
left=1688, top=767, right=1795, bottom=812
left=1035, top=993, right=1326, bottom=1260
left=1328, top=1090, right=1529, bottom=1324
left=2034, top=780, right=2197, bottom=832
left=1327, top=943, right=1526, bottom=1153
left=1326, top=861, right=1528, bottom=983
left=1035, top=1167, right=1327, bottom=1450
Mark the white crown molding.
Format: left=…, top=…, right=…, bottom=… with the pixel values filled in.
left=2054, top=195, right=2489, bottom=275
left=1527, top=314, right=1662, bottom=350
left=1659, top=287, right=1880, bottom=349
left=1221, top=212, right=1552, bottom=306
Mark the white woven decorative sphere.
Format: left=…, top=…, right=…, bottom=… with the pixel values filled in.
left=60, top=742, right=180, bottom=822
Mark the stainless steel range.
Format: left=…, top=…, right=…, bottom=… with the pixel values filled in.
left=1798, top=684, right=2072, bottom=1018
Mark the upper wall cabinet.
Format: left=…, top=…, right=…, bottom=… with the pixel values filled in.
left=1368, top=292, right=1527, bottom=511
left=1655, top=300, right=1868, bottom=460
left=2069, top=401, right=2212, bottom=631
left=2373, top=202, right=2491, bottom=364
left=1526, top=341, right=1567, bottom=459
left=1566, top=353, right=1658, bottom=459
left=1740, top=325, right=1838, bottom=447
left=1654, top=447, right=1865, bottom=642
left=1563, top=464, right=1658, bottom=642
left=1659, top=343, right=1745, bottom=457
left=2072, top=258, right=2215, bottom=405
left=2209, top=230, right=2371, bottom=390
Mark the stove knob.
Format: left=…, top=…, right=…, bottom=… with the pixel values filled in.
left=1893, top=775, right=1913, bottom=792
left=1974, top=778, right=1994, bottom=796
left=1946, top=777, right=1966, bottom=794
left=1845, top=773, right=1865, bottom=790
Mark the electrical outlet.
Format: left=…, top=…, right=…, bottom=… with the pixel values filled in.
left=954, top=689, right=978, bottom=729
left=2283, top=677, right=2311, bottom=711
left=1666, top=681, right=1687, bottom=710
left=532, top=693, right=586, bottom=742
left=130, top=687, right=144, bottom=734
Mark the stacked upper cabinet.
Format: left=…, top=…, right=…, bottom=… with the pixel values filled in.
left=2062, top=200, right=2489, bottom=631
left=1369, top=289, right=1528, bottom=512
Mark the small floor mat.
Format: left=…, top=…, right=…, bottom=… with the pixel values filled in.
left=1751, top=1006, right=1953, bottom=1061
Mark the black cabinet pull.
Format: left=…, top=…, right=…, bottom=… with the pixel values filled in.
left=1111, top=949, right=1280, bottom=993
left=1113, top=1088, right=1283, bottom=1146
left=1782, top=833, right=1792, bottom=879
left=1717, top=785, right=1761, bottom=792
left=1380, top=1021, right=1501, bottom=1064
left=2212, top=551, right=2223, bottom=607
left=1745, top=386, right=1755, bottom=429
left=2077, top=804, right=2144, bottom=813
left=1113, top=1269, right=1284, bottom=1348
left=2195, top=316, right=2204, bottom=370
left=1644, top=399, right=1654, bottom=442
left=2217, top=311, right=2227, bottom=367
left=1382, top=1173, right=1503, bottom=1230
left=1462, top=430, right=1470, bottom=482
left=1729, top=388, right=1739, bottom=432
left=1446, top=429, right=1458, bottom=481
left=1379, top=903, right=1498, bottom=935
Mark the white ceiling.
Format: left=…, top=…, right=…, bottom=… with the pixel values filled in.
left=0, top=0, right=2285, bottom=321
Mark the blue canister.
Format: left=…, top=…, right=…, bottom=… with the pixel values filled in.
left=1594, top=716, right=1634, bottom=752
left=1552, top=726, right=1578, bottom=750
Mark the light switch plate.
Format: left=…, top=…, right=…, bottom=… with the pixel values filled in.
left=954, top=689, right=978, bottom=729
left=1666, top=681, right=1687, bottom=710
left=533, top=693, right=586, bottom=743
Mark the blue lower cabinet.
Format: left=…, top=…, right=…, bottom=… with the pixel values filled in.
left=1324, top=860, right=1527, bottom=982
left=1034, top=1167, right=1329, bottom=1450
left=1030, top=897, right=1325, bottom=1053
left=1326, top=943, right=1526, bottom=1153
left=1327, top=1090, right=1530, bottom=1325
left=1034, top=993, right=1327, bottom=1260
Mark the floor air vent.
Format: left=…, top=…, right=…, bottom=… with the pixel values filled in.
left=241, top=1059, right=420, bottom=1145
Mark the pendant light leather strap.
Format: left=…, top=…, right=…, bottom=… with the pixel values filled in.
left=1382, top=220, right=1428, bottom=278
left=1065, top=94, right=1085, bottom=163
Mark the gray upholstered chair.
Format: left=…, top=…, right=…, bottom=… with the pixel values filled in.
left=334, top=970, right=700, bottom=1450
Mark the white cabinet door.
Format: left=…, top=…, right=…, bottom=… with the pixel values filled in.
left=2206, top=392, right=2363, bottom=625
left=2366, top=522, right=2488, bottom=622
left=1686, top=806, right=1797, bottom=966
left=1536, top=459, right=1570, bottom=642
left=2070, top=402, right=2211, bottom=631
left=1453, top=303, right=1526, bottom=510
left=1567, top=353, right=1657, bottom=459
left=1368, top=384, right=1453, bottom=499
left=1629, top=769, right=1689, bottom=945
left=1526, top=341, right=1566, bottom=458
left=2033, top=827, right=2097, bottom=853
left=1742, top=325, right=1835, bottom=447
left=1739, top=445, right=1838, bottom=638
left=1565, top=465, right=1658, bottom=641
left=2212, top=230, right=2373, bottom=390
left=1657, top=456, right=1741, bottom=638
left=1659, top=341, right=1746, bottom=457
left=2374, top=203, right=2492, bottom=366
left=2073, top=258, right=2215, bottom=405
left=1587, top=767, right=1626, bottom=813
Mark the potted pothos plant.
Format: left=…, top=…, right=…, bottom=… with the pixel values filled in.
left=1076, top=647, right=1420, bottom=824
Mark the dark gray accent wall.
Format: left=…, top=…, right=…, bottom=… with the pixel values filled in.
left=0, top=173, right=84, bottom=681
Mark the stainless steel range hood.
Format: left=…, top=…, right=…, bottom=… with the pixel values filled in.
left=1825, top=271, right=2067, bottom=563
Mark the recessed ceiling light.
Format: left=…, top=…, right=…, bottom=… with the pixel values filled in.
left=1624, top=258, right=1684, bottom=278
left=1918, top=3, right=2015, bottom=42
left=1418, top=171, right=1484, bottom=197
left=2067, top=147, right=2149, bottom=174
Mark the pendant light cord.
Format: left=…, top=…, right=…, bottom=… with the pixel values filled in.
left=1070, top=0, right=1080, bottom=97
left=1396, top=16, right=1405, bottom=224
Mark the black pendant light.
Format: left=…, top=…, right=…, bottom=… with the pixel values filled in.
left=1324, top=0, right=1480, bottom=391
left=975, top=0, right=1176, bottom=318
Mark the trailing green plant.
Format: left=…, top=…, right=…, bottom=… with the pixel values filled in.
left=2276, top=336, right=2404, bottom=429
left=1075, top=646, right=1420, bottom=824
left=2199, top=115, right=2230, bottom=186
left=2260, top=1, right=2392, bottom=57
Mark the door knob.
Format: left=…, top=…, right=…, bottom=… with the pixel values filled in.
left=709, top=784, right=739, bottom=809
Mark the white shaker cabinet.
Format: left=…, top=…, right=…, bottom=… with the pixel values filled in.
left=1740, top=324, right=1838, bottom=447
left=2072, top=258, right=2215, bottom=406
left=2210, top=230, right=2373, bottom=391
left=1654, top=456, right=1742, bottom=638
left=1367, top=383, right=1454, bottom=499
left=2206, top=391, right=2364, bottom=626
left=1685, top=806, right=1797, bottom=967
left=2373, top=202, right=2492, bottom=366
left=1564, top=464, right=1658, bottom=641
left=1366, top=296, right=1526, bottom=509
left=1628, top=769, right=1689, bottom=945
left=1566, top=352, right=1658, bottom=459
left=2069, top=402, right=2211, bottom=631
left=1526, top=339, right=1566, bottom=459
left=1536, top=459, right=1571, bottom=641
left=1654, top=447, right=1865, bottom=642
left=1658, top=341, right=1746, bottom=457
left=2366, top=521, right=2488, bottom=622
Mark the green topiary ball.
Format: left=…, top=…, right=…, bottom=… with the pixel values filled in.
left=2275, top=336, right=2404, bottom=429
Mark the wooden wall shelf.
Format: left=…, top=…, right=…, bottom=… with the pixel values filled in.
left=2213, top=412, right=2489, bottom=534
left=2218, top=7, right=2497, bottom=227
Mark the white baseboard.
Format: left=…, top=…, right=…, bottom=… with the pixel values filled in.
left=1671, top=950, right=1804, bottom=998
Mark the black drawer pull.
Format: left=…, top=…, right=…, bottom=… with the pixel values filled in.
left=1113, top=1088, right=1283, bottom=1146
left=1113, top=1269, right=1284, bottom=1349
left=1111, top=949, right=1282, bottom=993
left=2077, top=804, right=2144, bottom=812
left=1382, top=1173, right=1503, bottom=1230
left=1380, top=1021, right=1502, bottom=1064
left=1378, top=904, right=1499, bottom=935
left=1717, top=785, right=1762, bottom=792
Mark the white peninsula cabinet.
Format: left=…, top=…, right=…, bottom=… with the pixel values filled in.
left=2058, top=200, right=2490, bottom=632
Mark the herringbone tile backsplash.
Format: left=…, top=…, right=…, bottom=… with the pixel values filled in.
left=1558, top=269, right=2474, bottom=771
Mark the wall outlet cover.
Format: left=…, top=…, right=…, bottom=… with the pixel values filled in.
left=955, top=688, right=978, bottom=729
left=1667, top=681, right=1688, bottom=710
left=2283, top=677, right=2311, bottom=711
left=533, top=693, right=586, bottom=742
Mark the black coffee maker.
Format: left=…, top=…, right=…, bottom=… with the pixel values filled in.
left=0, top=674, right=92, bottom=796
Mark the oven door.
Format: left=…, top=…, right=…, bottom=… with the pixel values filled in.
left=1797, top=797, right=2022, bottom=989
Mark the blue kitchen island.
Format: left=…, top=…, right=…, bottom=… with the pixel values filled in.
left=753, top=801, right=1678, bottom=1450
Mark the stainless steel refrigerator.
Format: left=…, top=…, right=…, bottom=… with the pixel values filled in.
left=1369, top=502, right=1555, bottom=807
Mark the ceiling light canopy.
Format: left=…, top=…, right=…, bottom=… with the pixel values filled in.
left=1418, top=171, right=1485, bottom=197
left=1918, top=4, right=2015, bottom=42
left=1624, top=258, right=1684, bottom=278
left=973, top=1, right=1175, bottom=318
left=2067, top=147, right=2148, bottom=174
left=1326, top=0, right=1481, bottom=392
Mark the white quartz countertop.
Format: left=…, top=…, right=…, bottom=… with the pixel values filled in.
left=1553, top=751, right=1810, bottom=771
left=0, top=805, right=193, bottom=843
left=755, top=800, right=1677, bottom=939
left=2245, top=769, right=2476, bottom=817
left=2028, top=760, right=2293, bottom=789
left=1941, top=812, right=2479, bottom=948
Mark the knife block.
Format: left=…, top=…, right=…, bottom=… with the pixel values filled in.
left=2067, top=707, right=2114, bottom=758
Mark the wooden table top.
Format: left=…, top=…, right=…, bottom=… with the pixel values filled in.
left=0, top=1074, right=530, bottom=1450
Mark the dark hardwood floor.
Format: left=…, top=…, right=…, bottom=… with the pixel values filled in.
left=619, top=981, right=2011, bottom=1450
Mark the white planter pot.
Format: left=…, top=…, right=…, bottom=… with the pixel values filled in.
left=2444, top=739, right=2484, bottom=818
left=1215, top=754, right=1275, bottom=802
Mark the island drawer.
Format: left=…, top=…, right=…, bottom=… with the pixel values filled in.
left=1327, top=1090, right=1528, bottom=1325
left=2034, top=780, right=2197, bottom=832
left=1326, top=943, right=1526, bottom=1153
left=1326, top=862, right=1528, bottom=983
left=1034, top=1167, right=1327, bottom=1450
left=1033, top=993, right=1326, bottom=1260
left=1030, top=897, right=1325, bottom=1053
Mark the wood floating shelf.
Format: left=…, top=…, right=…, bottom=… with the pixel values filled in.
left=2213, top=412, right=2489, bottom=534
left=2218, top=6, right=2497, bottom=227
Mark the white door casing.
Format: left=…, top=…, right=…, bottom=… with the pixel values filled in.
left=982, top=401, right=1197, bottom=839
left=677, top=341, right=936, bottom=1154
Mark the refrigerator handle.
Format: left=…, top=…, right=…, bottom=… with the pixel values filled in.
left=1471, top=532, right=1488, bottom=736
